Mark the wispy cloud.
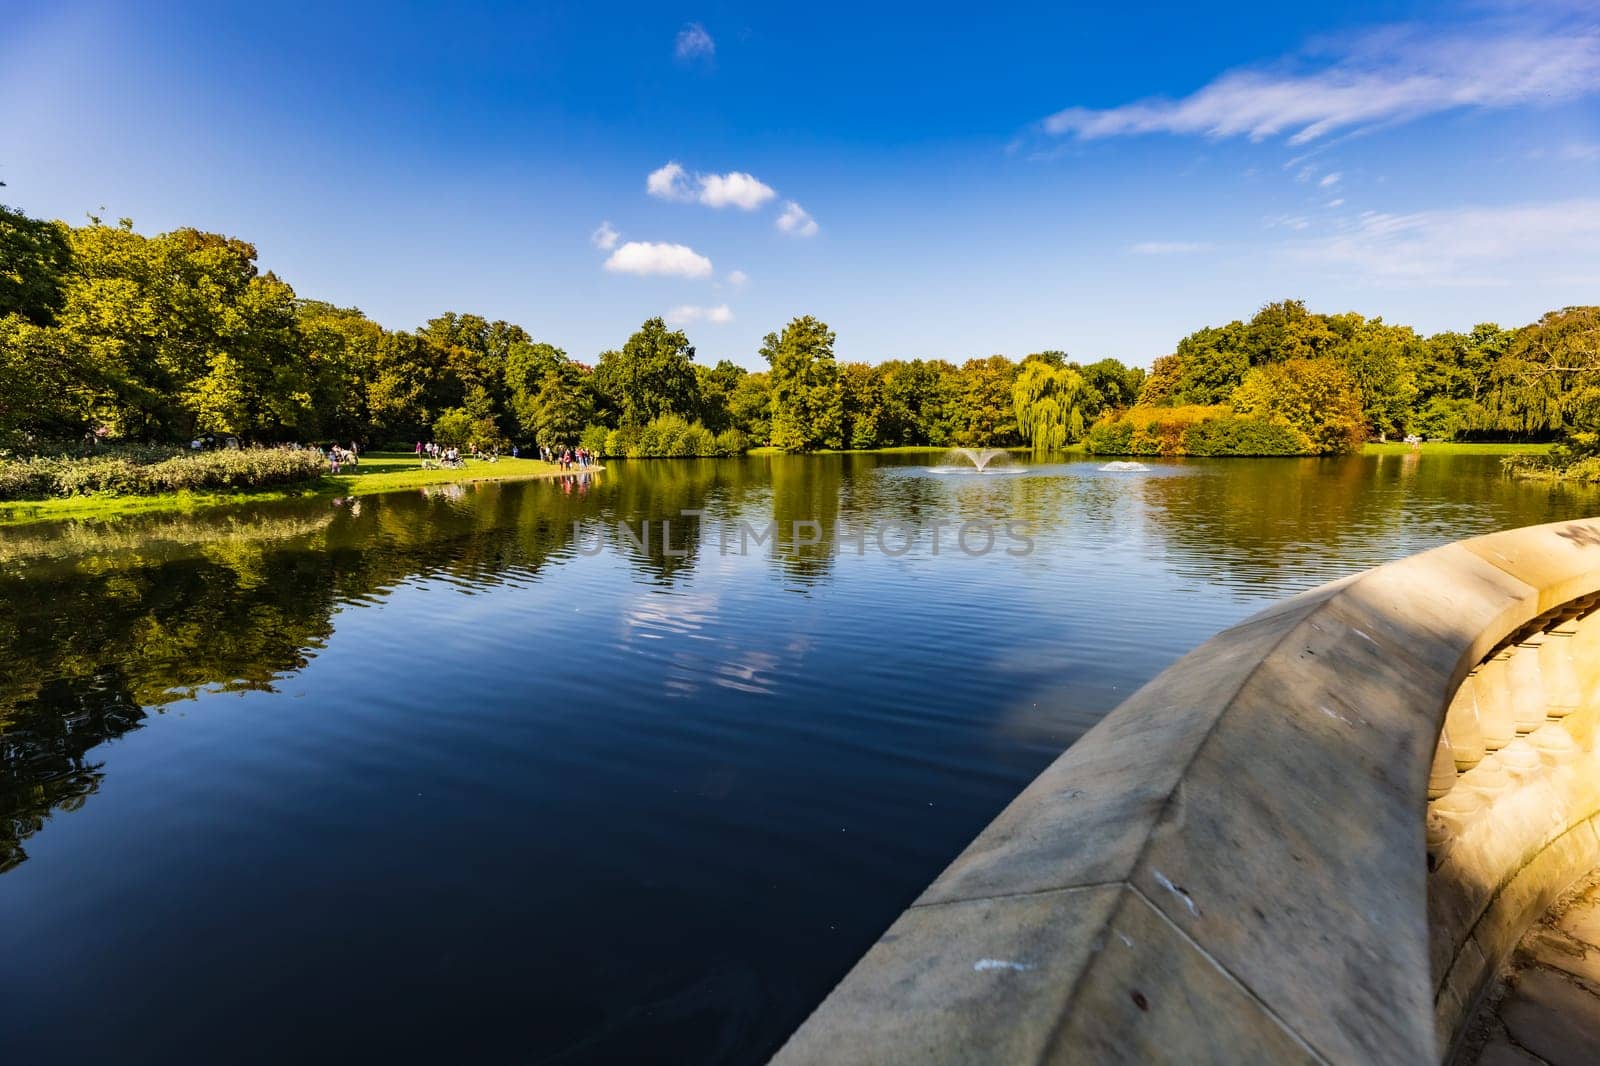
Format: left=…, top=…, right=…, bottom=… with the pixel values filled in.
left=646, top=162, right=776, bottom=209
left=726, top=269, right=749, bottom=287
left=603, top=241, right=713, bottom=279
left=590, top=220, right=619, bottom=250
left=776, top=200, right=818, bottom=237
left=675, top=23, right=714, bottom=62
left=1319, top=171, right=1342, bottom=187
left=1297, top=197, right=1600, bottom=284
left=1043, top=26, right=1600, bottom=145
left=666, top=304, right=734, bottom=326
left=1129, top=241, right=1210, bottom=255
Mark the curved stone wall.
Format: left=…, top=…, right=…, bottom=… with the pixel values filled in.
left=772, top=519, right=1600, bottom=1065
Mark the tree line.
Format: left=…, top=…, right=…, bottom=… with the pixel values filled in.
left=3, top=205, right=1595, bottom=457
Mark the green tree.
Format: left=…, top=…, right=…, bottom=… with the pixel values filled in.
left=0, top=204, right=72, bottom=325
left=1078, top=357, right=1144, bottom=416
left=1170, top=322, right=1250, bottom=403
left=1336, top=318, right=1419, bottom=437
left=954, top=355, right=1020, bottom=445
left=729, top=370, right=772, bottom=443
left=1244, top=300, right=1337, bottom=364
left=519, top=363, right=594, bottom=448
left=1013, top=360, right=1089, bottom=450
left=694, top=359, right=747, bottom=433
left=1487, top=307, right=1600, bottom=439
left=297, top=301, right=384, bottom=442
left=0, top=314, right=86, bottom=446
left=593, top=318, right=701, bottom=425
left=368, top=330, right=450, bottom=443
left=763, top=315, right=844, bottom=451
left=839, top=361, right=883, bottom=448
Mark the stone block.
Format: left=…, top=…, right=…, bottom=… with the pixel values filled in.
left=1499, top=967, right=1600, bottom=1065
left=1043, top=887, right=1319, bottom=1065
left=1461, top=519, right=1600, bottom=615
left=770, top=885, right=1120, bottom=1065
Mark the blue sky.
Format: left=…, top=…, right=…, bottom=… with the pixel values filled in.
left=3, top=1, right=1597, bottom=369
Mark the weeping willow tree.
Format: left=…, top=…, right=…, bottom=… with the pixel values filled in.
left=1479, top=307, right=1600, bottom=439
left=1012, top=361, right=1088, bottom=450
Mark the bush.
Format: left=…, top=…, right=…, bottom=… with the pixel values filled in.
left=1083, top=419, right=1133, bottom=455
left=634, top=420, right=665, bottom=457
left=1230, top=358, right=1365, bottom=454
left=605, top=425, right=640, bottom=458
left=713, top=428, right=748, bottom=456
left=0, top=447, right=326, bottom=501
left=580, top=424, right=610, bottom=457
left=597, top=416, right=745, bottom=458
left=1085, top=405, right=1313, bottom=457
left=1182, top=416, right=1309, bottom=456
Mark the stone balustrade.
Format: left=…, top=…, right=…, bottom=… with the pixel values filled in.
left=1428, top=593, right=1600, bottom=1059
left=772, top=519, right=1600, bottom=1065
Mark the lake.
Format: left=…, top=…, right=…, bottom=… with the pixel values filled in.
left=0, top=451, right=1593, bottom=1063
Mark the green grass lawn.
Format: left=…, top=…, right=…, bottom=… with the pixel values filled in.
left=1361, top=441, right=1552, bottom=456
left=0, top=451, right=588, bottom=526
left=325, top=452, right=577, bottom=495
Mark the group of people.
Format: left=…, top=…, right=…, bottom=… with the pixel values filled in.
left=322, top=442, right=359, bottom=473
left=414, top=441, right=464, bottom=468
left=538, top=445, right=595, bottom=470
left=406, top=440, right=599, bottom=470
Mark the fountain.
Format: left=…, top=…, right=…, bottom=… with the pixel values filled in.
left=1098, top=460, right=1148, bottom=472
left=924, top=448, right=1029, bottom=476
left=943, top=447, right=1009, bottom=472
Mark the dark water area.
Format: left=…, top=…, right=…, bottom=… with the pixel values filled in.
left=0, top=452, right=1594, bottom=1063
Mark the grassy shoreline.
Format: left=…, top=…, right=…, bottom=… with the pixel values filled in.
left=0, top=442, right=1552, bottom=526
left=0, top=452, right=592, bottom=526
left=1361, top=441, right=1551, bottom=456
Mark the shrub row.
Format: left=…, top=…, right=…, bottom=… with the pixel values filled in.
left=0, top=447, right=327, bottom=501
left=585, top=416, right=749, bottom=459
left=1085, top=405, right=1314, bottom=457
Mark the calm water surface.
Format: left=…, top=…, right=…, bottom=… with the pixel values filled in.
left=0, top=452, right=1594, bottom=1063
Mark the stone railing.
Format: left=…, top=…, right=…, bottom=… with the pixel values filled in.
left=772, top=519, right=1600, bottom=1065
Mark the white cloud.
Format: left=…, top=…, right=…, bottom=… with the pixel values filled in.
left=603, top=241, right=714, bottom=279
left=1326, top=198, right=1346, bottom=208
left=647, top=161, right=694, bottom=202
left=1042, top=27, right=1600, bottom=145
left=776, top=200, right=818, bottom=237
left=697, top=171, right=777, bottom=210
left=1320, top=172, right=1343, bottom=187
left=1129, top=241, right=1210, bottom=255
left=675, top=23, right=715, bottom=62
left=666, top=304, right=734, bottom=325
left=590, top=220, right=620, bottom=250
left=648, top=162, right=778, bottom=210
left=1562, top=142, right=1600, bottom=162
left=1297, top=197, right=1600, bottom=284
left=727, top=270, right=749, bottom=287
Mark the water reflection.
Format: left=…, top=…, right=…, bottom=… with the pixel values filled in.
left=0, top=452, right=1595, bottom=1062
